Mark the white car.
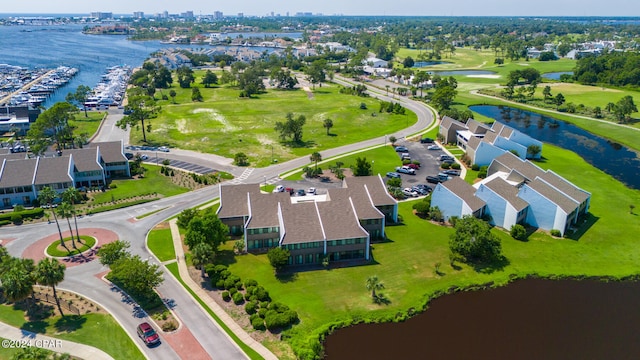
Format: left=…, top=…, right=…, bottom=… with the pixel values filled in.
left=158, top=146, right=170, bottom=152
left=427, top=145, right=441, bottom=150
left=402, top=188, right=419, bottom=197
left=139, top=154, right=149, bottom=161
left=306, top=187, right=317, bottom=195
left=273, top=185, right=285, bottom=193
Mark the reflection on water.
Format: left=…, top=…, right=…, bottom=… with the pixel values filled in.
left=324, top=279, right=640, bottom=360
left=470, top=105, right=640, bottom=189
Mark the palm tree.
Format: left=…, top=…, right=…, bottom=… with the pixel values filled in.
left=191, top=242, right=214, bottom=277
left=310, top=152, right=322, bottom=177
left=36, top=258, right=66, bottom=316
left=62, top=187, right=83, bottom=245
left=0, top=263, right=34, bottom=310
left=56, top=202, right=76, bottom=249
left=366, top=275, right=384, bottom=300
left=38, top=187, right=67, bottom=250
left=323, top=118, right=333, bottom=135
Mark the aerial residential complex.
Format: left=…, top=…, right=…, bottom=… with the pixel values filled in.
left=0, top=141, right=129, bottom=207
left=217, top=175, right=398, bottom=266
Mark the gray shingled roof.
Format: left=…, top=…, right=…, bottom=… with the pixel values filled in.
left=34, top=157, right=72, bottom=185
left=491, top=121, right=505, bottom=134
left=218, top=183, right=260, bottom=218
left=89, top=141, right=126, bottom=164
left=245, top=192, right=290, bottom=229
left=0, top=158, right=37, bottom=188
left=483, top=130, right=498, bottom=144
left=66, top=148, right=102, bottom=172
left=328, top=187, right=383, bottom=220
left=493, top=152, right=545, bottom=181
left=526, top=178, right=579, bottom=214
left=317, top=199, right=368, bottom=241
left=442, top=177, right=486, bottom=212
left=483, top=177, right=529, bottom=211
left=500, top=126, right=514, bottom=138
left=466, top=119, right=491, bottom=134
left=344, top=175, right=396, bottom=207
left=0, top=153, right=29, bottom=162
left=539, top=172, right=590, bottom=205
left=467, top=135, right=482, bottom=151
left=280, top=202, right=325, bottom=244
left=440, top=116, right=466, bottom=130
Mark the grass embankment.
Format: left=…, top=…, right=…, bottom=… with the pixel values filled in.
left=69, top=111, right=105, bottom=139
left=89, top=165, right=188, bottom=205
left=0, top=305, right=144, bottom=360
left=45, top=235, right=96, bottom=257
left=131, top=74, right=417, bottom=167
left=221, top=141, right=640, bottom=358
left=147, top=227, right=176, bottom=262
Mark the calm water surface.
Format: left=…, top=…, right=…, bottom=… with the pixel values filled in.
left=434, top=70, right=496, bottom=76
left=470, top=105, right=640, bottom=189
left=542, top=71, right=573, bottom=80
left=324, top=279, right=640, bottom=360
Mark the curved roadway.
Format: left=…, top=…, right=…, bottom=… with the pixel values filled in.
left=2, top=77, right=435, bottom=360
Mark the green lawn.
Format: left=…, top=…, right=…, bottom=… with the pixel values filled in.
left=131, top=80, right=416, bottom=167
left=90, top=165, right=188, bottom=204
left=282, top=145, right=403, bottom=181
left=147, top=228, right=176, bottom=262
left=69, top=111, right=105, bottom=138
left=0, top=306, right=144, bottom=360
left=46, top=235, right=96, bottom=257
left=221, top=141, right=640, bottom=358
left=0, top=337, right=23, bottom=359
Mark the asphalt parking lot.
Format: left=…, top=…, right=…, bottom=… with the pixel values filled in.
left=152, top=156, right=217, bottom=174
left=385, top=138, right=451, bottom=187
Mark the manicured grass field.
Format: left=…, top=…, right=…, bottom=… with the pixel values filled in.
left=0, top=306, right=144, bottom=360
left=222, top=142, right=640, bottom=357
left=147, top=228, right=176, bottom=262
left=90, top=165, right=188, bottom=204
left=131, top=79, right=416, bottom=167
left=45, top=235, right=96, bottom=257
left=69, top=111, right=105, bottom=138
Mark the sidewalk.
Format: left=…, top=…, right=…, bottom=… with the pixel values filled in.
left=168, top=219, right=277, bottom=360
left=0, top=322, right=113, bottom=360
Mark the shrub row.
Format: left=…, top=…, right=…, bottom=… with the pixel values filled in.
left=0, top=208, right=44, bottom=222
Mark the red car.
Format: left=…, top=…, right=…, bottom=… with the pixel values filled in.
left=137, top=322, right=160, bottom=346
left=407, top=163, right=420, bottom=170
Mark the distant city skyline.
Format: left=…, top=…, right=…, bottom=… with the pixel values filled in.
left=2, top=0, right=640, bottom=17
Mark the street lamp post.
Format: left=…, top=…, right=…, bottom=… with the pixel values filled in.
left=372, top=160, right=375, bottom=175
left=271, top=145, right=274, bottom=163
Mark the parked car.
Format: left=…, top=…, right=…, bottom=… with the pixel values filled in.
left=401, top=153, right=411, bottom=161
left=426, top=175, right=443, bottom=184
left=158, top=146, right=170, bottom=152
left=394, top=146, right=408, bottom=152
left=441, top=159, right=455, bottom=165
left=137, top=322, right=160, bottom=346
left=307, top=187, right=317, bottom=195
left=439, top=154, right=455, bottom=161
left=402, top=188, right=419, bottom=197
left=438, top=173, right=453, bottom=181
left=427, top=145, right=441, bottom=150
left=407, top=163, right=420, bottom=170
left=138, top=154, right=149, bottom=161
left=386, top=172, right=401, bottom=178
left=285, top=187, right=295, bottom=195
left=411, top=186, right=429, bottom=195
left=273, top=185, right=285, bottom=193
left=124, top=152, right=134, bottom=160
left=296, top=189, right=306, bottom=196
left=442, top=169, right=461, bottom=176
left=396, top=166, right=416, bottom=175
left=414, top=184, right=433, bottom=193
left=420, top=137, right=434, bottom=143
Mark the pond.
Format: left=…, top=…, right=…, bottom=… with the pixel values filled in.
left=542, top=71, right=573, bottom=80
left=434, top=70, right=497, bottom=76
left=323, top=279, right=640, bottom=359
left=469, top=105, right=640, bottom=190
left=412, top=61, right=451, bottom=67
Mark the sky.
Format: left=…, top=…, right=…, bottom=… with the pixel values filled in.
left=2, top=0, right=639, bottom=17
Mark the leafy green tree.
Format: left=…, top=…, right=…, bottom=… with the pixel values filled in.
left=0, top=261, right=34, bottom=309
left=614, top=95, right=637, bottom=123
left=184, top=209, right=228, bottom=251
left=176, top=66, right=195, bottom=88
left=267, top=247, right=290, bottom=273
left=238, top=65, right=265, bottom=97
left=169, top=89, right=177, bottom=103
left=177, top=208, right=198, bottom=228
left=153, top=65, right=173, bottom=89
left=305, top=59, right=327, bottom=89
left=270, top=68, right=297, bottom=89
left=38, top=187, right=65, bottom=249
left=234, top=152, right=249, bottom=166
left=387, top=177, right=402, bottom=188
left=274, top=113, right=306, bottom=143
left=191, top=87, right=203, bottom=102
left=323, top=118, right=333, bottom=135
left=116, top=88, right=160, bottom=142
left=542, top=85, right=552, bottom=102
left=10, top=346, right=51, bottom=360
left=403, top=56, right=415, bottom=68
left=554, top=93, right=565, bottom=109
left=191, top=242, right=215, bottom=277
left=310, top=152, right=322, bottom=176
left=431, top=82, right=457, bottom=111
left=97, top=240, right=131, bottom=266
left=527, top=144, right=542, bottom=158
left=35, top=258, right=66, bottom=316
left=65, top=85, right=92, bottom=117
left=510, top=224, right=527, bottom=240
left=449, top=215, right=503, bottom=264
left=352, top=157, right=373, bottom=176
left=365, top=275, right=384, bottom=300
left=201, top=70, right=218, bottom=88
left=27, top=102, right=76, bottom=154
left=108, top=254, right=163, bottom=302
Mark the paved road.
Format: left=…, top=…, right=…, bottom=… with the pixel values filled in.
left=2, top=78, right=436, bottom=360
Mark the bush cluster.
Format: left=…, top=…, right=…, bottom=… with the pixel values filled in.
left=0, top=208, right=44, bottom=222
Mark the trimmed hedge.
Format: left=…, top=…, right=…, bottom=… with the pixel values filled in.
left=0, top=208, right=44, bottom=222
